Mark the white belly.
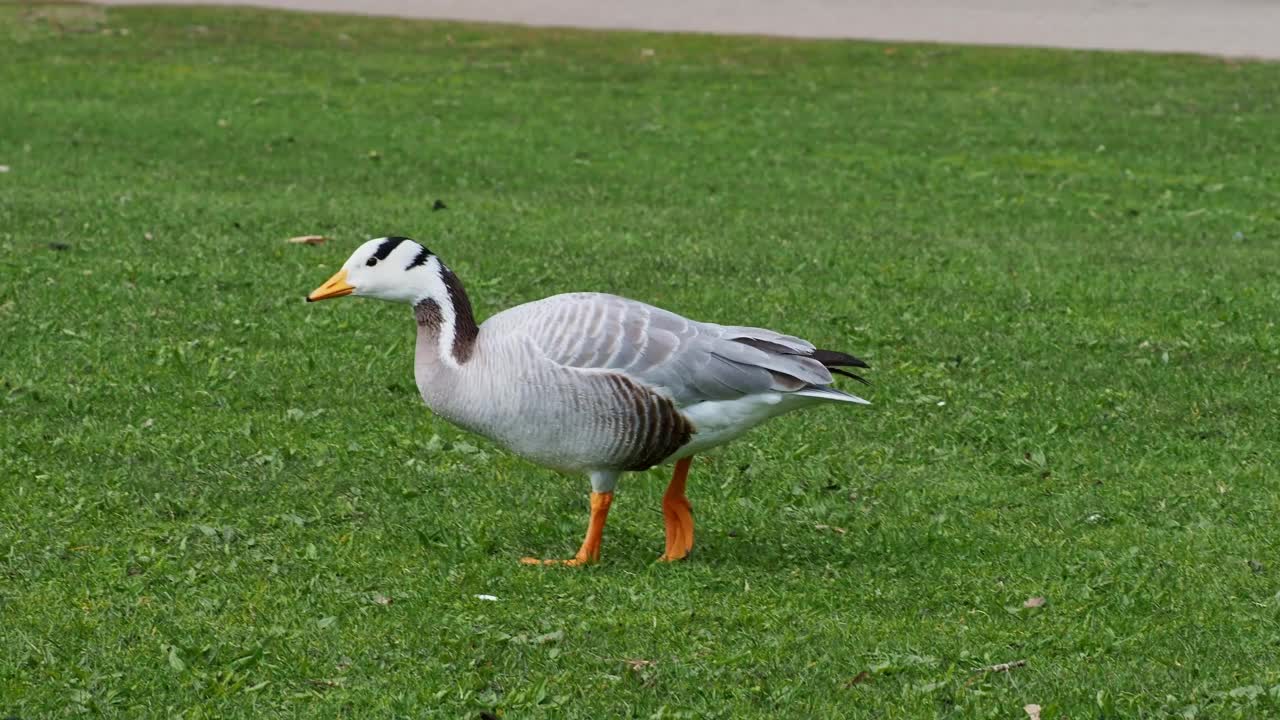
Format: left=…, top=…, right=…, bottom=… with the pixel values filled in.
left=666, top=393, right=812, bottom=461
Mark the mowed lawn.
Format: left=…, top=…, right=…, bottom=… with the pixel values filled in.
left=2, top=3, right=1280, bottom=717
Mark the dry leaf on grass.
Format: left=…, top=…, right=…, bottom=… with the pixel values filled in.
left=1024, top=596, right=1046, bottom=609
left=1024, top=703, right=1042, bottom=720
left=964, top=659, right=1027, bottom=686
left=287, top=235, right=327, bottom=245
left=533, top=630, right=563, bottom=644
left=843, top=671, right=871, bottom=687
left=984, top=659, right=1027, bottom=673
left=624, top=659, right=655, bottom=671
left=814, top=523, right=847, bottom=534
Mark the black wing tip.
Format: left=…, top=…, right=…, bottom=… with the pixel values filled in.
left=830, top=367, right=871, bottom=386
left=811, top=348, right=870, bottom=370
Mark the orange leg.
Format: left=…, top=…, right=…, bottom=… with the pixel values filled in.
left=521, top=491, right=613, bottom=566
left=659, top=457, right=694, bottom=562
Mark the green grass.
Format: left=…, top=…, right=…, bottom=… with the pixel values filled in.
left=3, top=3, right=1280, bottom=717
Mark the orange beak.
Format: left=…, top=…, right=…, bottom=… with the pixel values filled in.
left=306, top=268, right=355, bottom=302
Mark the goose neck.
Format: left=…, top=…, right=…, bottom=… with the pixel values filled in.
left=413, top=265, right=479, bottom=368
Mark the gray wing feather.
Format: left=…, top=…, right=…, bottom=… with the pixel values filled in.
left=719, top=326, right=815, bottom=353
left=501, top=293, right=836, bottom=406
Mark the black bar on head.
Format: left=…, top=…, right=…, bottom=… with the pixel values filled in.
left=406, top=246, right=433, bottom=269
left=374, top=236, right=410, bottom=260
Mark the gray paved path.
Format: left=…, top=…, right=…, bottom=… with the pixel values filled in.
left=94, top=0, right=1280, bottom=59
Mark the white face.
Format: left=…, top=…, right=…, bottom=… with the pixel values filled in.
left=339, top=236, right=439, bottom=304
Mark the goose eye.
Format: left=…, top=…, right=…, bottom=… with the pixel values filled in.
left=366, top=257, right=378, bottom=267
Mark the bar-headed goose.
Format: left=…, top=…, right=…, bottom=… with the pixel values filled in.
left=307, top=236, right=870, bottom=565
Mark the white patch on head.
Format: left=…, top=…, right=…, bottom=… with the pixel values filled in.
left=339, top=236, right=464, bottom=368
left=341, top=237, right=434, bottom=304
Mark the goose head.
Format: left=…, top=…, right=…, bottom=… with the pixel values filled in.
left=307, top=236, right=479, bottom=365
left=306, top=236, right=440, bottom=304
